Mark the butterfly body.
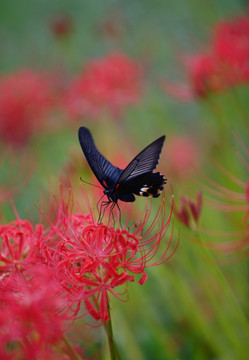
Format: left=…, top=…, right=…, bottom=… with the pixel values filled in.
left=78, top=127, right=166, bottom=213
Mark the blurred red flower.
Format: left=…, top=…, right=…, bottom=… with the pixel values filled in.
left=212, top=16, right=249, bottom=85
left=163, top=14, right=249, bottom=99
left=50, top=14, right=73, bottom=38
left=0, top=70, right=55, bottom=146
left=0, top=266, right=68, bottom=360
left=186, top=53, right=223, bottom=98
left=175, top=191, right=203, bottom=228
left=64, top=52, right=142, bottom=119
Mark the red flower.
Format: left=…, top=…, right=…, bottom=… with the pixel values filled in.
left=175, top=191, right=203, bottom=228
left=186, top=53, right=224, bottom=97
left=0, top=219, right=43, bottom=281
left=163, top=14, right=249, bottom=100
left=0, top=70, right=55, bottom=146
left=0, top=182, right=175, bottom=327
left=163, top=52, right=226, bottom=100
left=64, top=52, right=141, bottom=119
left=38, top=189, right=176, bottom=322
left=212, top=16, right=249, bottom=85
left=0, top=266, right=68, bottom=360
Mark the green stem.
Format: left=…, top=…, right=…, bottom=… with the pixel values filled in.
left=62, top=335, right=82, bottom=360
left=104, top=302, right=122, bottom=360
left=89, top=291, right=121, bottom=359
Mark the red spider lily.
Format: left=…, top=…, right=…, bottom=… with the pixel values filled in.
left=212, top=16, right=249, bottom=85
left=195, top=134, right=249, bottom=256
left=162, top=53, right=223, bottom=99
left=0, top=69, right=56, bottom=146
left=175, top=191, right=203, bottom=228
left=37, top=188, right=176, bottom=322
left=163, top=14, right=249, bottom=100
left=186, top=53, right=225, bottom=98
left=0, top=266, right=68, bottom=360
left=162, top=53, right=225, bottom=100
left=0, top=219, right=43, bottom=281
left=64, top=52, right=141, bottom=119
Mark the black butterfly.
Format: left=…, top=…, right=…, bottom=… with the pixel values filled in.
left=78, top=127, right=166, bottom=221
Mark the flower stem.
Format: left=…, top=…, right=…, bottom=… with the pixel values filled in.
left=62, top=335, right=82, bottom=360
left=104, top=302, right=121, bottom=360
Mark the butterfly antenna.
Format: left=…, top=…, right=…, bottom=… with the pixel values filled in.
left=80, top=177, right=103, bottom=189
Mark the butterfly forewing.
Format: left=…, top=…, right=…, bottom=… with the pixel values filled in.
left=116, top=136, right=165, bottom=185
left=78, top=127, right=122, bottom=189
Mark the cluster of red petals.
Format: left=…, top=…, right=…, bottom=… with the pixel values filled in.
left=190, top=15, right=249, bottom=97
left=164, top=14, right=249, bottom=99
left=0, top=190, right=175, bottom=326
left=64, top=52, right=141, bottom=119
left=0, top=70, right=55, bottom=146
left=0, top=220, right=70, bottom=358
left=186, top=53, right=224, bottom=97
left=0, top=220, right=43, bottom=281
left=0, top=266, right=68, bottom=360
left=0, top=220, right=36, bottom=281
left=175, top=191, right=203, bottom=228
left=38, top=194, right=175, bottom=322
left=212, top=16, right=249, bottom=84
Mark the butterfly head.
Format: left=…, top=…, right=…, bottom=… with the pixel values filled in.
left=103, top=188, right=118, bottom=203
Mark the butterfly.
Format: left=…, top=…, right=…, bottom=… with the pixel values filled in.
left=78, top=127, right=166, bottom=221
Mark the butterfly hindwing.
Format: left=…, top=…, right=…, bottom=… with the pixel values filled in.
left=78, top=127, right=122, bottom=189
left=116, top=172, right=166, bottom=199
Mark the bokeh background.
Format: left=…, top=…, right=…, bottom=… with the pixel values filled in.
left=0, top=1, right=249, bottom=359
